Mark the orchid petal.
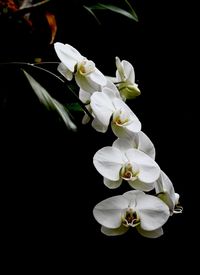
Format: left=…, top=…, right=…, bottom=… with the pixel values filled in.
left=88, top=68, right=107, bottom=86
left=136, top=194, right=170, bottom=231
left=91, top=117, right=109, bottom=133
left=113, top=136, right=138, bottom=152
left=138, top=131, right=156, bottom=159
left=57, top=63, right=73, bottom=81
left=102, top=87, right=120, bottom=101
left=113, top=98, right=141, bottom=133
left=104, top=177, right=123, bottom=189
left=93, top=147, right=124, bottom=180
left=115, top=57, right=126, bottom=82
left=124, top=118, right=142, bottom=134
left=128, top=179, right=154, bottom=191
left=137, top=226, right=163, bottom=238
left=111, top=123, right=134, bottom=139
left=54, top=42, right=82, bottom=72
left=93, top=195, right=129, bottom=228
left=123, top=190, right=144, bottom=202
left=90, top=91, right=114, bottom=130
left=79, top=89, right=91, bottom=103
left=155, top=171, right=176, bottom=214
left=75, top=73, right=100, bottom=93
left=175, top=193, right=180, bottom=205
left=82, top=113, right=91, bottom=125
left=121, top=60, right=135, bottom=83
left=103, top=79, right=121, bottom=98
left=125, top=148, right=160, bottom=183
left=101, top=225, right=129, bottom=236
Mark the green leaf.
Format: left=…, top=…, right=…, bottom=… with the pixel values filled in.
left=83, top=5, right=101, bottom=25
left=66, top=103, right=84, bottom=112
left=23, top=70, right=77, bottom=131
left=124, top=0, right=138, bottom=21
left=84, top=1, right=138, bottom=22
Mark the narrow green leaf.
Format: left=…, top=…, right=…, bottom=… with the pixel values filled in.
left=23, top=70, right=77, bottom=131
left=125, top=0, right=138, bottom=21
left=84, top=2, right=138, bottom=22
left=98, top=4, right=138, bottom=21
left=83, top=5, right=101, bottom=25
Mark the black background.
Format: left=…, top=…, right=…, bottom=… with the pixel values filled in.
left=0, top=0, right=196, bottom=272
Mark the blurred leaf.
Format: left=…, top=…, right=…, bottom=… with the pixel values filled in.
left=66, top=103, right=84, bottom=112
left=23, top=70, right=77, bottom=131
left=18, top=0, right=51, bottom=13
left=19, top=0, right=33, bottom=9
left=45, top=11, right=57, bottom=44
left=124, top=0, right=138, bottom=21
left=83, top=5, right=101, bottom=25
left=84, top=1, right=138, bottom=22
left=27, top=64, right=93, bottom=120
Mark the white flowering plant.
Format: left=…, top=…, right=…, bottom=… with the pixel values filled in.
left=19, top=42, right=182, bottom=239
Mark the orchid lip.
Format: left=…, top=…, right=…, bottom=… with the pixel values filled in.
left=120, top=162, right=139, bottom=181
left=173, top=205, right=183, bottom=214
left=122, top=208, right=140, bottom=228
left=77, top=58, right=96, bottom=76
left=112, top=109, right=133, bottom=126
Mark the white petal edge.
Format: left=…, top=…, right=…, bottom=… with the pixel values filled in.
left=104, top=177, right=123, bottom=189
left=138, top=131, right=156, bottom=160
left=136, top=226, right=163, bottom=238
left=128, top=179, right=154, bottom=192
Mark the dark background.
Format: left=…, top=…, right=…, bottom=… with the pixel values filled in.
left=0, top=0, right=196, bottom=271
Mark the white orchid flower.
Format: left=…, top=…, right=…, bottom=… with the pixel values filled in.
left=93, top=190, right=170, bottom=238
left=90, top=87, right=141, bottom=136
left=115, top=57, right=141, bottom=100
left=54, top=42, right=107, bottom=92
left=113, top=131, right=155, bottom=160
left=155, top=171, right=183, bottom=215
left=93, top=145, right=160, bottom=191
left=80, top=79, right=122, bottom=125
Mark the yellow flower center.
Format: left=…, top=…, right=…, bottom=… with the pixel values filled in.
left=77, top=58, right=95, bottom=75
left=120, top=162, right=139, bottom=181
left=113, top=109, right=130, bottom=126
